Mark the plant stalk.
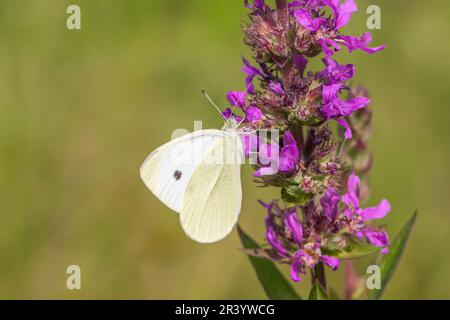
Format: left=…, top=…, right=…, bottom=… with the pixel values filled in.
left=312, top=262, right=327, bottom=290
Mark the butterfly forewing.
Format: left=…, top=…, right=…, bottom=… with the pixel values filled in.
left=140, top=130, right=230, bottom=213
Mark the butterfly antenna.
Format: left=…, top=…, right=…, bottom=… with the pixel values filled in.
left=201, top=90, right=227, bottom=120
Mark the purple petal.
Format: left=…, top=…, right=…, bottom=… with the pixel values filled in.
left=266, top=227, right=289, bottom=257
left=269, top=81, right=284, bottom=95
left=293, top=54, right=308, bottom=75
left=321, top=57, right=355, bottom=83
left=339, top=32, right=385, bottom=54
left=293, top=9, right=326, bottom=32
left=320, top=255, right=340, bottom=270
left=226, top=91, right=246, bottom=108
left=279, top=131, right=300, bottom=174
left=318, top=38, right=341, bottom=57
left=245, top=105, right=263, bottom=122
left=364, top=229, right=389, bottom=248
left=222, top=108, right=243, bottom=122
left=320, top=187, right=340, bottom=221
left=335, top=0, right=357, bottom=29
left=342, top=172, right=360, bottom=210
left=360, top=199, right=391, bottom=221
left=338, top=96, right=370, bottom=116
left=290, top=257, right=304, bottom=282
left=284, top=209, right=303, bottom=245
left=336, top=118, right=352, bottom=139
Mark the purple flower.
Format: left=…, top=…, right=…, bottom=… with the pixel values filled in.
left=246, top=105, right=263, bottom=122
left=226, top=91, right=246, bottom=108
left=320, top=255, right=340, bottom=270
left=290, top=253, right=305, bottom=282
left=342, top=173, right=391, bottom=221
left=322, top=84, right=370, bottom=117
left=342, top=173, right=391, bottom=251
left=222, top=108, right=243, bottom=122
left=279, top=131, right=300, bottom=174
left=284, top=209, right=303, bottom=245
left=293, top=9, right=327, bottom=32
left=253, top=131, right=299, bottom=177
left=336, top=118, right=353, bottom=139
left=290, top=1, right=385, bottom=57
left=242, top=58, right=264, bottom=94
left=322, top=83, right=370, bottom=139
left=320, top=57, right=355, bottom=84
left=266, top=227, right=289, bottom=257
left=244, top=0, right=269, bottom=12
left=338, top=32, right=386, bottom=54
left=320, top=187, right=340, bottom=221
left=269, top=81, right=284, bottom=95
left=324, top=0, right=357, bottom=30
left=318, top=38, right=341, bottom=57
left=293, top=54, right=308, bottom=75
left=260, top=201, right=341, bottom=282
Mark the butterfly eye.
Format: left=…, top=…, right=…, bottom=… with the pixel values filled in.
left=173, top=170, right=182, bottom=181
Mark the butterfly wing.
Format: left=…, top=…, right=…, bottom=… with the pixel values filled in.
left=140, top=130, right=229, bottom=213
left=180, top=132, right=243, bottom=243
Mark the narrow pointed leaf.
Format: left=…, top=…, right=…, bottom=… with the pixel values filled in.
left=368, top=211, right=418, bottom=300
left=328, top=287, right=341, bottom=300
left=321, top=238, right=381, bottom=260
left=309, top=281, right=329, bottom=300
left=237, top=225, right=301, bottom=300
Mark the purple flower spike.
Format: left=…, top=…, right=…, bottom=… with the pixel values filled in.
left=226, top=91, right=246, bottom=108
left=284, top=209, right=303, bottom=245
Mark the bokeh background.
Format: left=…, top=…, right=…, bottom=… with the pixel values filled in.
left=0, top=0, right=449, bottom=299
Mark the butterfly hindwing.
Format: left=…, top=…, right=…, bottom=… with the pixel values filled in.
left=180, top=136, right=243, bottom=243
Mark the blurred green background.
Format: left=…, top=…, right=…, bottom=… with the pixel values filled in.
left=0, top=0, right=449, bottom=299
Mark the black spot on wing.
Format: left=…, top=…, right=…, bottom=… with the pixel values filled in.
left=174, top=170, right=182, bottom=181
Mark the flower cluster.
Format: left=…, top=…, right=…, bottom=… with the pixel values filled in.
left=229, top=0, right=390, bottom=283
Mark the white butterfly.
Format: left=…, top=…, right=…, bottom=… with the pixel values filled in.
left=140, top=94, right=247, bottom=243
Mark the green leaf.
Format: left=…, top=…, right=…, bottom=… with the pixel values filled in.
left=321, top=238, right=381, bottom=260
left=368, top=211, right=418, bottom=300
left=328, top=287, right=341, bottom=300
left=308, top=281, right=329, bottom=300
left=281, top=185, right=312, bottom=205
left=237, top=225, right=301, bottom=300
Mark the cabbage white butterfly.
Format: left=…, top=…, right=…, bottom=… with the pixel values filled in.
left=140, top=92, right=247, bottom=243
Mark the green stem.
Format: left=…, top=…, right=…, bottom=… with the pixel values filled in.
left=312, top=262, right=327, bottom=290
